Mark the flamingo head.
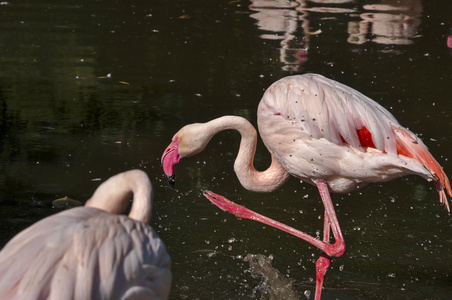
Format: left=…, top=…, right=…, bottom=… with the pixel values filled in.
left=161, top=123, right=214, bottom=188
left=161, top=140, right=180, bottom=188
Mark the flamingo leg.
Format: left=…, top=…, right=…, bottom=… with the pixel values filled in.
left=315, top=211, right=332, bottom=300
left=322, top=210, right=331, bottom=242
left=203, top=183, right=345, bottom=299
left=203, top=181, right=346, bottom=258
left=316, top=181, right=344, bottom=250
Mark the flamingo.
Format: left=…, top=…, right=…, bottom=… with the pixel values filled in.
left=161, top=73, right=451, bottom=299
left=0, top=170, right=171, bottom=300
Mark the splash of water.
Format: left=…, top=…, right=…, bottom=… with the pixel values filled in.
left=244, top=253, right=299, bottom=300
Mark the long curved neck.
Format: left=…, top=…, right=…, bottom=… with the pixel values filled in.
left=206, top=116, right=290, bottom=192
left=85, top=170, right=153, bottom=224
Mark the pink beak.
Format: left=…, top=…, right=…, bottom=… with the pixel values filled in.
left=161, top=140, right=181, bottom=188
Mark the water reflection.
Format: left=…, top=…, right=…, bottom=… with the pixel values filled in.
left=250, top=0, right=308, bottom=72
left=250, top=0, right=423, bottom=71
left=349, top=0, right=422, bottom=45
left=448, top=28, right=452, bottom=48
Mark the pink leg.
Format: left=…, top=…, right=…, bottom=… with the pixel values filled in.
left=322, top=210, right=331, bottom=242
left=315, top=253, right=331, bottom=299
left=315, top=211, right=332, bottom=300
left=203, top=181, right=346, bottom=258
left=203, top=181, right=345, bottom=300
left=314, top=181, right=346, bottom=298
left=316, top=181, right=345, bottom=251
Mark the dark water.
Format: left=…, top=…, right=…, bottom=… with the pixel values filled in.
left=1, top=0, right=451, bottom=299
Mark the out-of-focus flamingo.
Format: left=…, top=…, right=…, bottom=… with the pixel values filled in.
left=0, top=170, right=171, bottom=300
left=161, top=73, right=451, bottom=299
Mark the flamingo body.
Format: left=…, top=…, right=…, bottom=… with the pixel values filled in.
left=258, top=74, right=450, bottom=198
left=0, top=170, right=171, bottom=300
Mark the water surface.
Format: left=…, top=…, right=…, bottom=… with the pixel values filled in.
left=0, top=0, right=451, bottom=299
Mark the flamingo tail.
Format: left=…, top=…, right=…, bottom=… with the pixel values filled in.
left=393, top=127, right=451, bottom=212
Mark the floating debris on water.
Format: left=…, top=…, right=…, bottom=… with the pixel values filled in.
left=52, top=196, right=82, bottom=209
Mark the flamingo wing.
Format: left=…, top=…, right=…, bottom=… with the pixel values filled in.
left=260, top=74, right=403, bottom=153
left=0, top=207, right=171, bottom=300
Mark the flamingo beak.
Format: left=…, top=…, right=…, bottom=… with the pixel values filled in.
left=161, top=140, right=181, bottom=188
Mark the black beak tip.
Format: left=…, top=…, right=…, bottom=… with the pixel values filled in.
left=164, top=174, right=176, bottom=189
